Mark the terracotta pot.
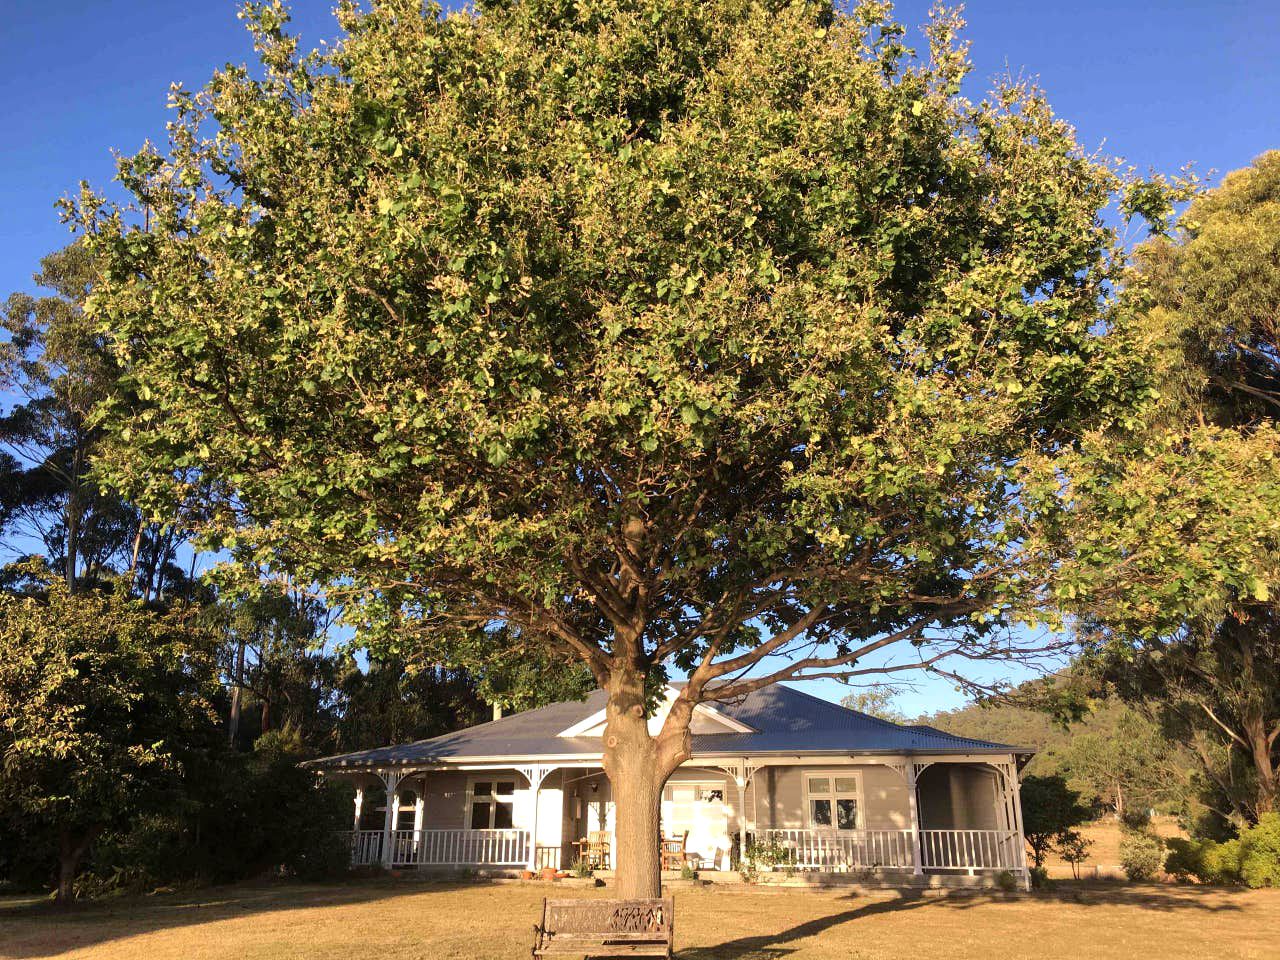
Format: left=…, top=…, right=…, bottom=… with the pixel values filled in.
left=519, top=870, right=535, bottom=881
left=541, top=867, right=558, bottom=881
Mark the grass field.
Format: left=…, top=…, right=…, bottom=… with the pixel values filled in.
left=4, top=879, right=1278, bottom=960
left=1044, top=817, right=1186, bottom=879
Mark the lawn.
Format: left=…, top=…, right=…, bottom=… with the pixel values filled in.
left=3, top=879, right=1278, bottom=960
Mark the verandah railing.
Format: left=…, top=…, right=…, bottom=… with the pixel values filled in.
left=919, top=829, right=1022, bottom=873
left=757, top=828, right=914, bottom=870
left=757, top=828, right=1021, bottom=873
left=345, top=829, right=531, bottom=867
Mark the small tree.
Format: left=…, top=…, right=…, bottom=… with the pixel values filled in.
left=1055, top=829, right=1093, bottom=880
left=0, top=569, right=218, bottom=901
left=1020, top=775, right=1092, bottom=869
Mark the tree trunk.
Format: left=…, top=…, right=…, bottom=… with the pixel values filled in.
left=64, top=446, right=82, bottom=592
left=601, top=668, right=693, bottom=898
left=602, top=672, right=663, bottom=898
left=1244, top=715, right=1277, bottom=818
left=228, top=638, right=246, bottom=746
left=56, top=829, right=95, bottom=905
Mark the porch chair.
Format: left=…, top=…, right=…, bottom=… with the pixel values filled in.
left=576, top=830, right=612, bottom=870
left=660, top=832, right=689, bottom=871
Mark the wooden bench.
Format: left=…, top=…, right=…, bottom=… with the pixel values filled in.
left=531, top=897, right=674, bottom=958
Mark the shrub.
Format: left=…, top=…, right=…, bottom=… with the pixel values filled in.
left=1206, top=838, right=1244, bottom=884
left=1164, top=829, right=1266, bottom=886
left=1119, top=829, right=1165, bottom=881
left=679, top=862, right=699, bottom=881
left=1029, top=865, right=1051, bottom=889
left=995, top=870, right=1018, bottom=892
left=1119, top=808, right=1152, bottom=831
left=1239, top=813, right=1280, bottom=888
left=1164, top=837, right=1213, bottom=882
left=570, top=858, right=593, bottom=879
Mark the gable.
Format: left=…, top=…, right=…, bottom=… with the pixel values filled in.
left=557, top=684, right=757, bottom=737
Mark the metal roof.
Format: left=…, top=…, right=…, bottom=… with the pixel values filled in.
left=305, top=683, right=1027, bottom=771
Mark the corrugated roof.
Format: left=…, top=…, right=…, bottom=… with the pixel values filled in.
left=306, top=683, right=1026, bottom=770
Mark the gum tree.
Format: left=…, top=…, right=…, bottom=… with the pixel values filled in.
left=79, top=0, right=1164, bottom=895
left=1061, top=154, right=1280, bottom=826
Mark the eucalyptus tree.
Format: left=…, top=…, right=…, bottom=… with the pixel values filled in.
left=1066, top=154, right=1280, bottom=827
left=0, top=243, right=192, bottom=599
left=78, top=0, right=1183, bottom=895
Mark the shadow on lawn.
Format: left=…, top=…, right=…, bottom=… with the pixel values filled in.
left=677, top=884, right=1252, bottom=960
left=0, top=878, right=449, bottom=959
left=0, top=879, right=1254, bottom=960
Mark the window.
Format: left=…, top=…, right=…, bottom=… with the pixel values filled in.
left=805, top=774, right=860, bottom=831
left=469, top=779, right=516, bottom=830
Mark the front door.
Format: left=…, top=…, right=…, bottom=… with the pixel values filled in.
left=662, top=781, right=730, bottom=869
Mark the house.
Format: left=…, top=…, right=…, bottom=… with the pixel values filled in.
left=306, top=683, right=1032, bottom=887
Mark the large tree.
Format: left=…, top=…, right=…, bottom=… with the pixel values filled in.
left=1061, top=154, right=1280, bottom=829
left=79, top=0, right=1180, bottom=895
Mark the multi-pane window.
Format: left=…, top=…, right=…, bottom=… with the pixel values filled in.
left=806, top=775, right=859, bottom=831
left=469, top=780, right=516, bottom=829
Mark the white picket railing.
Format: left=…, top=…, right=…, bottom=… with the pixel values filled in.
left=758, top=828, right=1021, bottom=873
left=919, top=829, right=1021, bottom=873
left=758, top=829, right=914, bottom=870
left=350, top=830, right=384, bottom=866
left=346, top=829, right=531, bottom=867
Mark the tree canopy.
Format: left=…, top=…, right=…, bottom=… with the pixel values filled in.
left=0, top=570, right=219, bottom=901
left=76, top=0, right=1191, bottom=894
left=1058, top=154, right=1280, bottom=829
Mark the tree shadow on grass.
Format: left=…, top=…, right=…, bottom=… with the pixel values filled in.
left=0, top=879, right=1254, bottom=960
left=677, top=884, right=1252, bottom=960
left=678, top=892, right=937, bottom=960
left=0, top=878, right=473, bottom=959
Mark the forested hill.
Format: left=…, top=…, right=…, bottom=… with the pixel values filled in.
left=917, top=700, right=1065, bottom=754
left=916, top=694, right=1191, bottom=819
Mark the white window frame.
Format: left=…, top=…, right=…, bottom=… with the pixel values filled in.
left=802, top=770, right=864, bottom=832
left=464, top=775, right=518, bottom=830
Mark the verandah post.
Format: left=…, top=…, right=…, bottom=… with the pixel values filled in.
left=380, top=770, right=403, bottom=868
left=412, top=777, right=426, bottom=863
left=906, top=762, right=923, bottom=877
left=523, top=766, right=551, bottom=871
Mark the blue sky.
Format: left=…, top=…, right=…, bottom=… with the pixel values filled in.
left=2, top=0, right=1277, bottom=715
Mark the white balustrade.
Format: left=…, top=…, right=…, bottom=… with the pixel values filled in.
left=758, top=828, right=1020, bottom=873
left=757, top=829, right=914, bottom=870
left=919, top=829, right=1021, bottom=872
left=345, top=829, right=531, bottom=867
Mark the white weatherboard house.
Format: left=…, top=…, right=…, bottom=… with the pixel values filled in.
left=307, top=684, right=1032, bottom=887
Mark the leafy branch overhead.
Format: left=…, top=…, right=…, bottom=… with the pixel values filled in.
left=75, top=0, right=1187, bottom=703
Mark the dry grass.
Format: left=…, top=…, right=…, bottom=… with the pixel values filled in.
left=3, top=879, right=1278, bottom=960
left=1045, top=817, right=1187, bottom=879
